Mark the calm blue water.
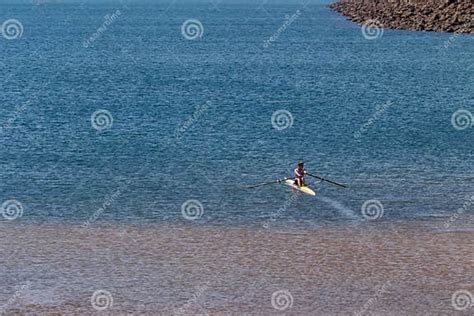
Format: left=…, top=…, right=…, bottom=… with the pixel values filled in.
left=1, top=0, right=473, bottom=226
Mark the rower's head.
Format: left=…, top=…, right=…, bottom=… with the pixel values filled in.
left=297, top=160, right=304, bottom=167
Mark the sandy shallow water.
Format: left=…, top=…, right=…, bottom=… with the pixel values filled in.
left=1, top=219, right=473, bottom=315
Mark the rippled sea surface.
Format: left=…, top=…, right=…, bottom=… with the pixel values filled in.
left=1, top=0, right=473, bottom=314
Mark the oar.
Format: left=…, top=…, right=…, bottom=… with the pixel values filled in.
left=244, top=178, right=288, bottom=189
left=306, top=172, right=347, bottom=188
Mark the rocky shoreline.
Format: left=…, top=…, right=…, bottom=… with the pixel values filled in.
left=330, top=0, right=473, bottom=34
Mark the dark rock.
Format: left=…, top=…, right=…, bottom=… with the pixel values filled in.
left=329, top=0, right=473, bottom=34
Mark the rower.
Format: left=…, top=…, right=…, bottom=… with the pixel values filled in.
left=294, top=160, right=307, bottom=187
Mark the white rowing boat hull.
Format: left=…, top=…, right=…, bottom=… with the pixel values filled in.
left=284, top=179, right=316, bottom=196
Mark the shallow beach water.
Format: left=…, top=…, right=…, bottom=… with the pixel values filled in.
left=1, top=219, right=473, bottom=315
